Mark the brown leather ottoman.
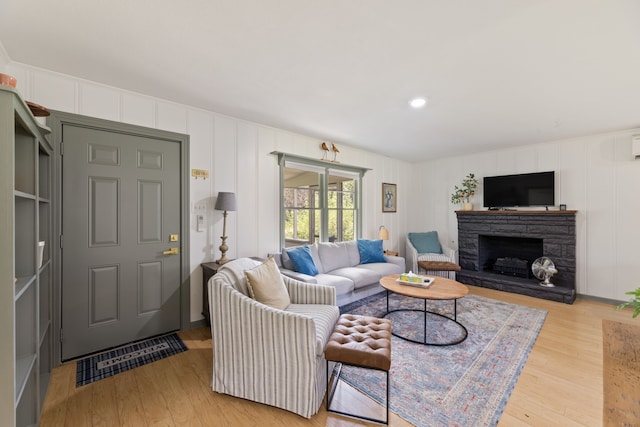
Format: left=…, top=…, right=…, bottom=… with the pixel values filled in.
left=324, top=314, right=392, bottom=424
left=417, top=260, right=461, bottom=278
left=417, top=260, right=461, bottom=272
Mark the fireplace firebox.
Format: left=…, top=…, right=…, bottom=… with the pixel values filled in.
left=479, top=235, right=543, bottom=278
left=493, top=257, right=529, bottom=278
left=456, top=210, right=576, bottom=303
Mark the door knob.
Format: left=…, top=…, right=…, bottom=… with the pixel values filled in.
left=163, top=247, right=179, bottom=255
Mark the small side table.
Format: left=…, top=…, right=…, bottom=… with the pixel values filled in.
left=201, top=257, right=264, bottom=325
left=201, top=261, right=222, bottom=325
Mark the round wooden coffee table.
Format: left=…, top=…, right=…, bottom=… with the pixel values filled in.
left=380, top=274, right=469, bottom=346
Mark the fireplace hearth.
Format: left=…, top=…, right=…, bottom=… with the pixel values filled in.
left=456, top=210, right=576, bottom=304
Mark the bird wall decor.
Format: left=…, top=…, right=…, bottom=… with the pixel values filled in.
left=321, top=141, right=329, bottom=160
left=331, top=143, right=340, bottom=162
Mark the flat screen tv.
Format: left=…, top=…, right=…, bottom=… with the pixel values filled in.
left=483, top=171, right=555, bottom=208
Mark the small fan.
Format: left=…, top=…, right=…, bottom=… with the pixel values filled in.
left=531, top=257, right=557, bottom=287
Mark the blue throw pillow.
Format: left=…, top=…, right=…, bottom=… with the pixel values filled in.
left=286, top=245, right=319, bottom=276
left=357, top=239, right=386, bottom=264
left=409, top=231, right=442, bottom=254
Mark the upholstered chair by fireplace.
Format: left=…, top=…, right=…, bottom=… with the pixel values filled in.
left=406, top=231, right=457, bottom=279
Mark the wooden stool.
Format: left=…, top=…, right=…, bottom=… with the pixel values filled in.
left=418, top=260, right=461, bottom=278
left=324, top=314, right=392, bottom=424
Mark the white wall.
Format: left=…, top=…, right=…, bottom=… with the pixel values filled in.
left=8, top=57, right=636, bottom=308
left=0, top=43, right=9, bottom=74
left=7, top=62, right=412, bottom=322
left=409, top=131, right=640, bottom=300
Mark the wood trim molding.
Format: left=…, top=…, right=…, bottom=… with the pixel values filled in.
left=455, top=210, right=577, bottom=214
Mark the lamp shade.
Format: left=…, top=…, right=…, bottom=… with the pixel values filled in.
left=378, top=225, right=389, bottom=240
left=214, top=192, right=237, bottom=211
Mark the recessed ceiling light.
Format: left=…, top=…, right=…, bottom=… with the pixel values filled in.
left=409, top=97, right=427, bottom=108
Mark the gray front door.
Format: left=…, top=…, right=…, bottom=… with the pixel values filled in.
left=61, top=124, right=182, bottom=360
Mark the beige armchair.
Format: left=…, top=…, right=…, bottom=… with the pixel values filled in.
left=208, top=258, right=339, bottom=418
left=406, top=231, right=458, bottom=279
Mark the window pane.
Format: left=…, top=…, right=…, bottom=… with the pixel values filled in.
left=327, top=208, right=355, bottom=242
left=341, top=209, right=355, bottom=241
left=327, top=209, right=338, bottom=241
left=284, top=187, right=313, bottom=208
left=327, top=172, right=356, bottom=242
left=284, top=163, right=321, bottom=246
left=343, top=180, right=356, bottom=207
left=339, top=181, right=355, bottom=208
left=284, top=208, right=322, bottom=246
left=313, top=209, right=321, bottom=243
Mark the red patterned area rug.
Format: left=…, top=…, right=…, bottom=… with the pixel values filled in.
left=339, top=292, right=546, bottom=427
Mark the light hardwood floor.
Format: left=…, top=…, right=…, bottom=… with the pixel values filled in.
left=40, top=286, right=635, bottom=427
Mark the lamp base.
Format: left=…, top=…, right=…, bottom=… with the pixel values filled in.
left=217, top=235, right=230, bottom=265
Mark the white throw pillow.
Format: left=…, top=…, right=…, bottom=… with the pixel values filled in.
left=245, top=257, right=290, bottom=310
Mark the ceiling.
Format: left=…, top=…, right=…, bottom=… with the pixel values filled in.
left=2, top=0, right=640, bottom=162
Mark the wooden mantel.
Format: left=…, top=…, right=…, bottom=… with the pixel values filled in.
left=455, top=209, right=577, bottom=214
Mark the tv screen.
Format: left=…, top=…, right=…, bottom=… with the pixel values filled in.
left=483, top=171, right=554, bottom=208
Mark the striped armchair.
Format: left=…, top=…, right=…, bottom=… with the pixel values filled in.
left=406, top=232, right=458, bottom=280
left=209, top=258, right=339, bottom=418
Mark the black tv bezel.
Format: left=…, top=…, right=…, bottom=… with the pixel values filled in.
left=483, top=171, right=555, bottom=209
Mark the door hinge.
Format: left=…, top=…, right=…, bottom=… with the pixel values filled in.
left=60, top=142, right=63, bottom=156
left=60, top=235, right=63, bottom=249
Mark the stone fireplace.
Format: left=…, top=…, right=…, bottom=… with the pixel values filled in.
left=456, top=210, right=576, bottom=303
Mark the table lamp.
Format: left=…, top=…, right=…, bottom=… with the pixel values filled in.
left=214, top=192, right=237, bottom=264
left=378, top=225, right=389, bottom=252
left=378, top=225, right=389, bottom=241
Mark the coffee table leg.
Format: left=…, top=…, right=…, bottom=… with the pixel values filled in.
left=424, top=299, right=427, bottom=344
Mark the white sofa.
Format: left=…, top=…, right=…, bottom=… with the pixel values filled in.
left=209, top=257, right=339, bottom=418
left=272, top=240, right=405, bottom=306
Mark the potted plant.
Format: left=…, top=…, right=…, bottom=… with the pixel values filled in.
left=617, top=287, right=640, bottom=318
left=450, top=173, right=479, bottom=210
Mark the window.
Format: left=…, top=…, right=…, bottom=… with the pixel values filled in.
left=327, top=169, right=357, bottom=242
left=275, top=152, right=367, bottom=248
left=283, top=162, right=322, bottom=247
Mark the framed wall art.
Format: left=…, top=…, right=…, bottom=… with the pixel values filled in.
left=382, top=183, right=397, bottom=212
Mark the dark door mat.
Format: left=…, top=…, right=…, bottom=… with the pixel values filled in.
left=76, top=333, right=188, bottom=387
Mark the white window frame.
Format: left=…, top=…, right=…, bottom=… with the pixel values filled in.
left=273, top=152, right=369, bottom=248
